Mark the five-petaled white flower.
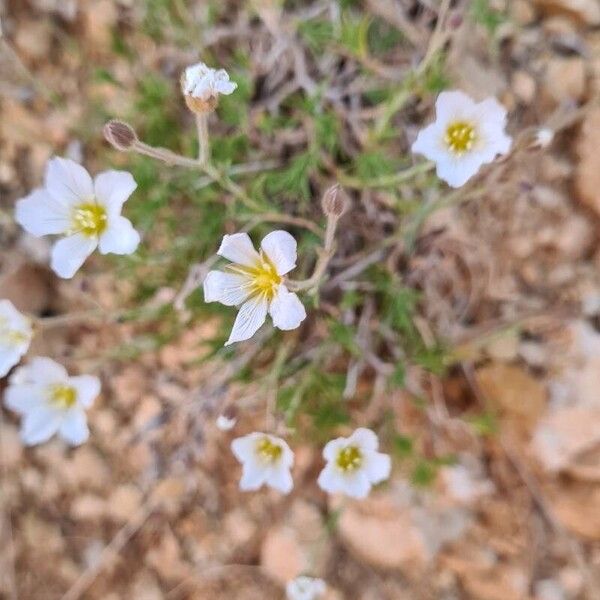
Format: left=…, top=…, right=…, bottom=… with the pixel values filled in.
left=412, top=90, right=512, bottom=188
left=317, top=428, right=391, bottom=499
left=182, top=61, right=237, bottom=104
left=0, top=300, right=33, bottom=378
left=4, top=357, right=99, bottom=446
left=15, top=157, right=140, bottom=279
left=204, top=231, right=307, bottom=346
left=286, top=576, right=327, bottom=600
left=231, top=431, right=294, bottom=494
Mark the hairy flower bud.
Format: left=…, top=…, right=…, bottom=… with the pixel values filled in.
left=103, top=120, right=138, bottom=151
left=321, top=184, right=348, bottom=218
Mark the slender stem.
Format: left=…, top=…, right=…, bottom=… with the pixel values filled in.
left=196, top=112, right=210, bottom=166
left=287, top=213, right=340, bottom=293
left=338, top=161, right=434, bottom=189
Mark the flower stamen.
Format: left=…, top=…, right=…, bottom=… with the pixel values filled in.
left=445, top=121, right=476, bottom=155
left=336, top=445, right=362, bottom=472
left=71, top=202, right=107, bottom=237
left=257, top=437, right=283, bottom=463
left=228, top=251, right=282, bottom=301
left=50, top=384, right=77, bottom=409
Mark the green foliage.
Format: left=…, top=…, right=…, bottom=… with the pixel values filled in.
left=411, top=454, right=456, bottom=487
left=392, top=434, right=414, bottom=458
left=298, top=19, right=335, bottom=55
left=470, top=0, right=507, bottom=35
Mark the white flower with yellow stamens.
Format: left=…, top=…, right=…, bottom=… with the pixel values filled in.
left=204, top=231, right=307, bottom=346
left=317, top=428, right=391, bottom=499
left=4, top=357, right=99, bottom=446
left=0, top=300, right=33, bottom=377
left=15, top=157, right=140, bottom=279
left=231, top=431, right=294, bottom=494
left=286, top=576, right=327, bottom=600
left=412, top=90, right=512, bottom=188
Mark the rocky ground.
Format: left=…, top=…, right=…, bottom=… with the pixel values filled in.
left=1, top=0, right=600, bottom=599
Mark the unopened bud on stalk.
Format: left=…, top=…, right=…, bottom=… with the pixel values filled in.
left=216, top=405, right=238, bottom=431
left=321, top=184, right=348, bottom=218
left=103, top=120, right=138, bottom=151
left=530, top=127, right=554, bottom=150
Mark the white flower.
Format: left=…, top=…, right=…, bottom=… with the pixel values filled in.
left=286, top=576, right=327, bottom=600
left=216, top=414, right=237, bottom=431
left=182, top=62, right=237, bottom=101
left=231, top=432, right=294, bottom=494
left=15, top=157, right=140, bottom=279
left=412, top=90, right=512, bottom=188
left=4, top=357, right=99, bottom=446
left=317, top=428, right=391, bottom=499
left=204, top=231, right=307, bottom=346
left=0, top=300, right=33, bottom=377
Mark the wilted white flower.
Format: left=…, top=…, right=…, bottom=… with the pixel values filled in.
left=181, top=61, right=237, bottom=112
left=317, top=428, right=391, bottom=499
left=0, top=300, right=33, bottom=377
left=15, top=157, right=140, bottom=279
left=286, top=576, right=327, bottom=600
left=231, top=431, right=294, bottom=494
left=4, top=357, right=99, bottom=446
left=204, top=231, right=307, bottom=346
left=216, top=414, right=237, bottom=431
left=412, top=90, right=512, bottom=188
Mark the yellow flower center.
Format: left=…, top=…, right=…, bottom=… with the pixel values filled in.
left=229, top=251, right=282, bottom=301
left=445, top=121, right=476, bottom=155
left=256, top=437, right=283, bottom=463
left=71, top=202, right=107, bottom=237
left=336, top=445, right=363, bottom=472
left=50, top=384, right=77, bottom=409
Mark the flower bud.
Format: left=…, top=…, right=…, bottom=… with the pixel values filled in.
left=103, top=120, right=138, bottom=151
left=321, top=184, right=348, bottom=218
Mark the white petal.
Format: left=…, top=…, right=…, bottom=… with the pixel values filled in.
left=59, top=410, right=89, bottom=446
left=341, top=471, right=372, bottom=499
left=0, top=348, right=23, bottom=378
left=15, top=189, right=70, bottom=236
left=435, top=90, right=476, bottom=124
left=348, top=428, right=379, bottom=452
left=215, top=79, right=237, bottom=95
left=364, top=451, right=391, bottom=484
left=473, top=97, right=507, bottom=125
left=225, top=296, right=268, bottom=346
left=98, top=216, right=140, bottom=255
left=217, top=233, right=260, bottom=267
left=21, top=406, right=62, bottom=446
left=69, top=375, right=100, bottom=409
left=317, top=464, right=343, bottom=494
left=93, top=170, right=137, bottom=216
left=16, top=357, right=67, bottom=385
left=239, top=462, right=268, bottom=491
left=435, top=154, right=484, bottom=188
left=50, top=234, right=97, bottom=278
left=266, top=464, right=294, bottom=494
left=260, top=231, right=297, bottom=276
left=411, top=123, right=447, bottom=163
left=4, top=384, right=46, bottom=414
left=231, top=432, right=261, bottom=462
left=269, top=286, right=306, bottom=331
left=323, top=438, right=346, bottom=461
left=45, top=157, right=94, bottom=206
left=203, top=270, right=252, bottom=306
